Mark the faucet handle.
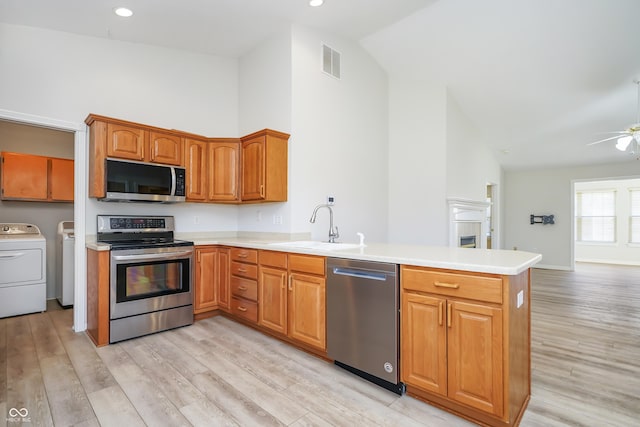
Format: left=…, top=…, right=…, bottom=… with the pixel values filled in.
left=334, top=226, right=339, bottom=239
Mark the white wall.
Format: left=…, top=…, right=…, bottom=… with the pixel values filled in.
left=288, top=25, right=389, bottom=244
left=387, top=79, right=448, bottom=245
left=575, top=178, right=640, bottom=265
left=504, top=162, right=640, bottom=269
left=446, top=91, right=502, bottom=247
left=0, top=23, right=242, bottom=235
left=237, top=30, right=292, bottom=234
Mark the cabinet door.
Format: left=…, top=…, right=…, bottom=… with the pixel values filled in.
left=217, top=248, right=231, bottom=311
left=185, top=139, right=207, bottom=201
left=289, top=273, right=326, bottom=350
left=107, top=123, right=145, bottom=161
left=401, top=292, right=447, bottom=396
left=258, top=266, right=288, bottom=334
left=49, top=158, right=74, bottom=201
left=208, top=142, right=239, bottom=201
left=448, top=301, right=503, bottom=417
left=1, top=152, right=48, bottom=200
left=194, top=248, right=219, bottom=313
left=241, top=136, right=265, bottom=201
left=149, top=131, right=183, bottom=165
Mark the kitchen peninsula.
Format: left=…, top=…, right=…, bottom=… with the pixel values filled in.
left=87, top=234, right=540, bottom=427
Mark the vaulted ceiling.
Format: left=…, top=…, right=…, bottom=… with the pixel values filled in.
left=2, top=0, right=639, bottom=170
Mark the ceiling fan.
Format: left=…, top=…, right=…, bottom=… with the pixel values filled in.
left=588, top=78, right=640, bottom=153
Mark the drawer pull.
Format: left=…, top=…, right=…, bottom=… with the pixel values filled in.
left=237, top=306, right=247, bottom=312
left=238, top=253, right=248, bottom=258
left=237, top=268, right=247, bottom=273
left=238, top=286, right=248, bottom=291
left=434, top=281, right=460, bottom=289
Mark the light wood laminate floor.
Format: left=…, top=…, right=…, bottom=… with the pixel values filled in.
left=1, top=263, right=639, bottom=426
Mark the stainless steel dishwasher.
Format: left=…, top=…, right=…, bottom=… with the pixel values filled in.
left=327, top=257, right=405, bottom=394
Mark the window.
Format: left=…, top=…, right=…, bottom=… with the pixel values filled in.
left=575, top=190, right=616, bottom=242
left=630, top=189, right=640, bottom=243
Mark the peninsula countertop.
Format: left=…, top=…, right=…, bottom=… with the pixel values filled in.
left=181, top=236, right=542, bottom=276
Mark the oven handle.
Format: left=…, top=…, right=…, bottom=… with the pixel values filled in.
left=111, top=250, right=193, bottom=262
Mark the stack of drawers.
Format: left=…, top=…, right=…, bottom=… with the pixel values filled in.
left=230, top=247, right=258, bottom=323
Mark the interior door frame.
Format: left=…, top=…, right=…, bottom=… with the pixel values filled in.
left=0, top=109, right=87, bottom=332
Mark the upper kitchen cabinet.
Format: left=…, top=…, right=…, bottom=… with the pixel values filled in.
left=149, top=131, right=183, bottom=166
left=184, top=138, right=240, bottom=203
left=0, top=152, right=74, bottom=202
left=86, top=114, right=186, bottom=198
left=240, top=129, right=289, bottom=203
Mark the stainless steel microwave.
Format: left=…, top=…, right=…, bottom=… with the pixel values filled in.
left=102, top=158, right=186, bottom=203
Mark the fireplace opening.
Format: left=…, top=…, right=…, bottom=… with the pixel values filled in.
left=459, top=235, right=477, bottom=248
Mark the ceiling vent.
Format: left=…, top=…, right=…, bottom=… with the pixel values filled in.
left=322, top=44, right=341, bottom=79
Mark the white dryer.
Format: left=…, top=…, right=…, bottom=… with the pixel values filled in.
left=56, top=221, right=74, bottom=307
left=0, top=223, right=47, bottom=318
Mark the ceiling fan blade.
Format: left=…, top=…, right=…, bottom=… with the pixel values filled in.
left=587, top=134, right=625, bottom=145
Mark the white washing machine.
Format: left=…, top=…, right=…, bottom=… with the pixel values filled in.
left=0, top=223, right=47, bottom=318
left=56, top=221, right=74, bottom=307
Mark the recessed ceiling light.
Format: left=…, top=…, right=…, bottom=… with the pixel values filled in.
left=309, top=0, right=324, bottom=6
left=114, top=7, right=133, bottom=17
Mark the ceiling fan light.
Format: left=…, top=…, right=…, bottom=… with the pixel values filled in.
left=616, top=135, right=633, bottom=151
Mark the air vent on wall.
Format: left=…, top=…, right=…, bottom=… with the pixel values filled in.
left=322, top=44, right=341, bottom=79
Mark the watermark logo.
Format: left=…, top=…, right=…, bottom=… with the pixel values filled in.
left=7, top=407, right=31, bottom=423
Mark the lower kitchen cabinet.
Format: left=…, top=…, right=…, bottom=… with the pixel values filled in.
left=259, top=251, right=326, bottom=352
left=194, top=246, right=230, bottom=318
left=229, top=248, right=259, bottom=323
left=401, top=265, right=530, bottom=427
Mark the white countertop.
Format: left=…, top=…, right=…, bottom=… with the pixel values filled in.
left=185, top=237, right=542, bottom=276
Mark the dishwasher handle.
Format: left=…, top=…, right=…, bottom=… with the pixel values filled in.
left=331, top=267, right=390, bottom=281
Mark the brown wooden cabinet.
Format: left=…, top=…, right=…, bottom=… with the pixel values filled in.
left=1, top=152, right=74, bottom=202
left=208, top=140, right=240, bottom=202
left=258, top=251, right=326, bottom=352
left=194, top=246, right=230, bottom=318
left=240, top=129, right=289, bottom=202
left=106, top=122, right=146, bottom=161
left=184, top=138, right=240, bottom=203
left=401, top=266, right=530, bottom=427
left=149, top=131, right=183, bottom=165
left=230, top=248, right=259, bottom=323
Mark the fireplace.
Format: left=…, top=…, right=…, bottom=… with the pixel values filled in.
left=448, top=198, right=490, bottom=249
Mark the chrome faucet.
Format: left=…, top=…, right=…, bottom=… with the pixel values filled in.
left=310, top=204, right=339, bottom=243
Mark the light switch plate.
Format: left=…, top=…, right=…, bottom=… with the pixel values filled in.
left=517, top=290, right=524, bottom=308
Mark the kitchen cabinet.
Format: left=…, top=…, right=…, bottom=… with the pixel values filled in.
left=230, top=247, right=259, bottom=323
left=258, top=251, right=326, bottom=352
left=240, top=129, right=289, bottom=202
left=1, top=152, right=74, bottom=202
left=401, top=266, right=530, bottom=427
left=86, top=115, right=186, bottom=198
left=86, top=248, right=110, bottom=347
left=185, top=138, right=240, bottom=203
left=194, top=246, right=230, bottom=318
left=207, top=140, right=240, bottom=202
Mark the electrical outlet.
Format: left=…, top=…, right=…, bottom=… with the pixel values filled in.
left=273, top=215, right=283, bottom=225
left=194, top=216, right=199, bottom=225
left=327, top=195, right=335, bottom=205
left=256, top=210, right=262, bottom=222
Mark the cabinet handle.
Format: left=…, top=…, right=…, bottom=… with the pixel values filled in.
left=288, top=274, right=293, bottom=291
left=438, top=302, right=443, bottom=326
left=237, top=306, right=247, bottom=312
left=237, top=268, right=247, bottom=273
left=238, top=253, right=248, bottom=258
left=447, top=303, right=452, bottom=328
left=434, top=281, right=460, bottom=289
left=260, top=184, right=265, bottom=198
left=238, top=286, right=248, bottom=291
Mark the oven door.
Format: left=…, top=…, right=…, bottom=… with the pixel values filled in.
left=110, top=246, right=193, bottom=320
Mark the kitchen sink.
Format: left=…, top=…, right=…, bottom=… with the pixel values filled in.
left=268, top=241, right=362, bottom=251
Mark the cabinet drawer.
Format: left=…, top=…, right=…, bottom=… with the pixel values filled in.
left=401, top=266, right=502, bottom=304
left=289, top=254, right=325, bottom=276
left=231, top=277, right=258, bottom=301
left=259, top=250, right=288, bottom=269
left=231, top=297, right=258, bottom=323
left=231, top=261, right=258, bottom=279
left=230, top=248, right=258, bottom=264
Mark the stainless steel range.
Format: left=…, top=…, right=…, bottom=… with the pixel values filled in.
left=97, top=215, right=194, bottom=343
